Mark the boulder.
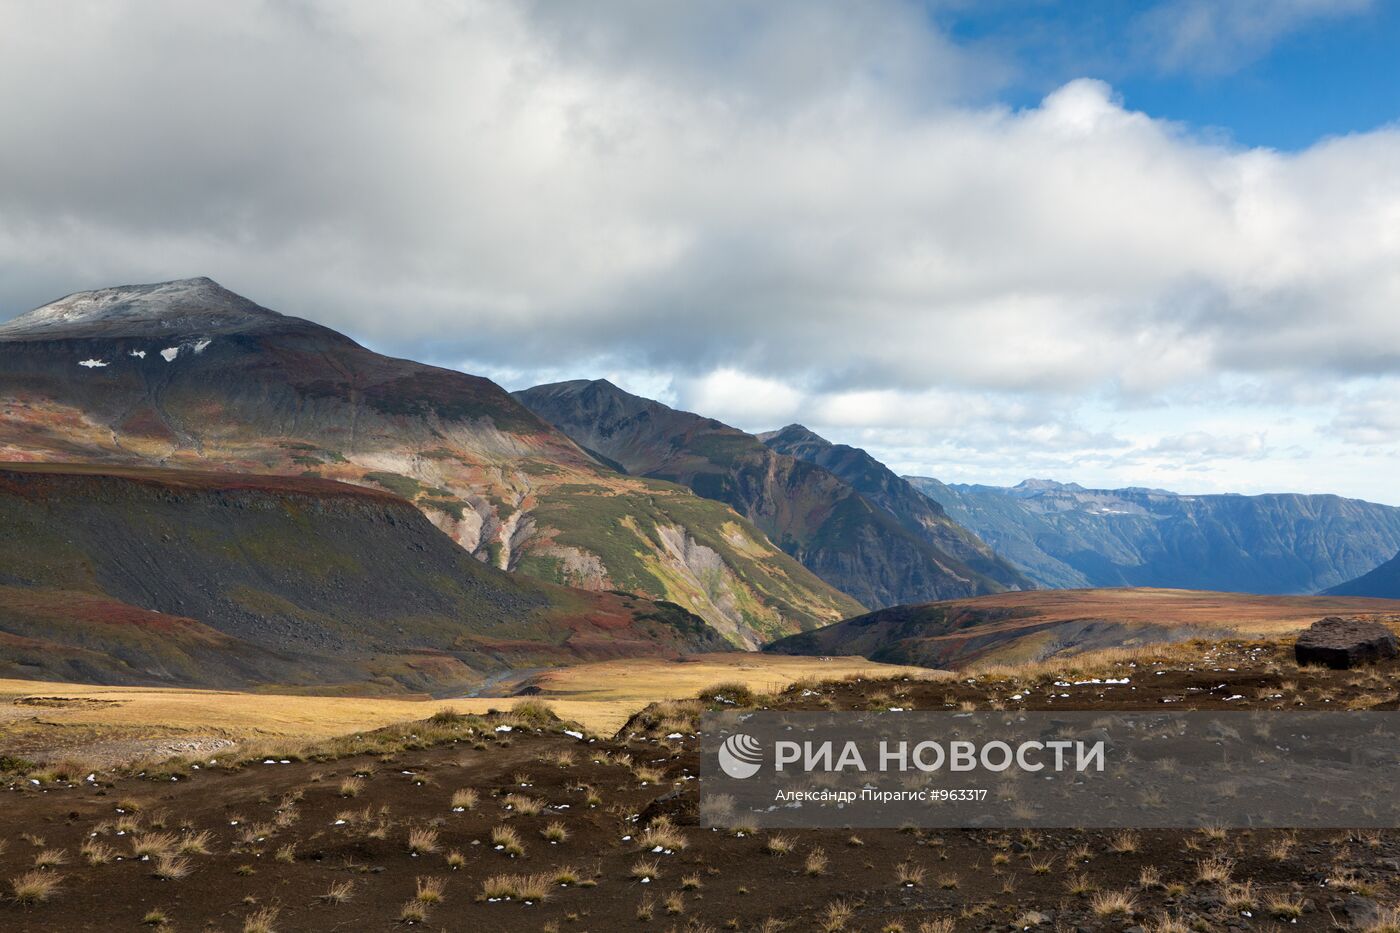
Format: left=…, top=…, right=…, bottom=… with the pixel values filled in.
left=1295, top=617, right=1398, bottom=669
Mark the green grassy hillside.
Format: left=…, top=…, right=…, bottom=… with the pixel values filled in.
left=0, top=464, right=727, bottom=693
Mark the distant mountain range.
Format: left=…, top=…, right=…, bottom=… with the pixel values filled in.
left=0, top=463, right=722, bottom=692
left=0, top=278, right=857, bottom=647
left=514, top=382, right=1028, bottom=609
left=908, top=477, right=1400, bottom=595
left=1327, top=549, right=1400, bottom=598
left=5, top=275, right=1398, bottom=688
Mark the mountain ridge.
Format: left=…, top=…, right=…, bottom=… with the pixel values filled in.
left=0, top=279, right=858, bottom=645
left=514, top=380, right=1023, bottom=609
left=909, top=476, right=1400, bottom=594
left=1326, top=549, right=1400, bottom=598
left=758, top=423, right=1031, bottom=594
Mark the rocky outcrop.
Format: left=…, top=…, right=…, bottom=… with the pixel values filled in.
left=1295, top=617, right=1398, bottom=669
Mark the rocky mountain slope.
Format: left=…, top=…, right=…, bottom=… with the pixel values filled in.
left=908, top=477, right=1400, bottom=595
left=1326, top=549, right=1400, bottom=598
left=0, top=279, right=858, bottom=646
left=765, top=587, right=1400, bottom=669
left=514, top=380, right=1019, bottom=609
left=759, top=424, right=1028, bottom=591
left=0, top=463, right=726, bottom=692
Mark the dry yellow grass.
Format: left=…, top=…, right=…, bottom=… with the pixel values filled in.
left=504, top=653, right=938, bottom=711
left=0, top=653, right=932, bottom=764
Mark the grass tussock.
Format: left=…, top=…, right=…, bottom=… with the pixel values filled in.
left=32, top=849, right=66, bottom=869
left=502, top=793, right=542, bottom=816
left=490, top=825, right=525, bottom=857
left=10, top=870, right=62, bottom=904
left=320, top=880, right=355, bottom=903
left=152, top=855, right=192, bottom=880
left=764, top=834, right=794, bottom=856
left=1090, top=888, right=1138, bottom=917
left=415, top=876, right=446, bottom=904
left=480, top=873, right=550, bottom=902
left=178, top=830, right=213, bottom=856
left=242, top=906, right=279, bottom=933
left=407, top=827, right=439, bottom=856
left=637, top=816, right=686, bottom=851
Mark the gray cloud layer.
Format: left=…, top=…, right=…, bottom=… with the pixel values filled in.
left=2, top=1, right=1398, bottom=500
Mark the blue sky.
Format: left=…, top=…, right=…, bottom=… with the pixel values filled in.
left=2, top=0, right=1399, bottom=503
left=940, top=0, right=1400, bottom=149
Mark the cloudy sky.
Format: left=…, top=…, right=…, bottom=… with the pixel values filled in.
left=3, top=1, right=1400, bottom=503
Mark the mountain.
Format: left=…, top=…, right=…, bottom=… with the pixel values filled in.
left=0, top=463, right=726, bottom=692
left=0, top=278, right=858, bottom=646
left=765, top=587, right=1400, bottom=669
left=1326, top=550, right=1400, bottom=598
left=513, top=380, right=1021, bottom=609
left=907, top=477, right=1400, bottom=595
left=758, top=424, right=1029, bottom=591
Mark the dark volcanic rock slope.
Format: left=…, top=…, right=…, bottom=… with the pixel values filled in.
left=909, top=477, right=1400, bottom=595
left=759, top=424, right=1028, bottom=592
left=0, top=279, right=858, bottom=645
left=514, top=380, right=1023, bottom=609
left=0, top=463, right=725, bottom=692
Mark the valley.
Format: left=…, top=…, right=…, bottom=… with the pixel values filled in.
left=4, top=279, right=1400, bottom=932
left=0, top=654, right=932, bottom=766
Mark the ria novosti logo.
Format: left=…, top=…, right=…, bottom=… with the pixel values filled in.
left=717, top=733, right=763, bottom=779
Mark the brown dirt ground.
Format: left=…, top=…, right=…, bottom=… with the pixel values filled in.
left=3, top=641, right=1400, bottom=931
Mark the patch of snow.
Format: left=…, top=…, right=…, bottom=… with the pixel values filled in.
left=161, top=347, right=179, bottom=361
left=129, top=349, right=146, bottom=359
left=78, top=358, right=108, bottom=368
left=193, top=338, right=211, bottom=353
left=563, top=729, right=583, bottom=739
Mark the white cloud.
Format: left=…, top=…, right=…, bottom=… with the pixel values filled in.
left=1135, top=0, right=1375, bottom=74
left=1328, top=381, right=1400, bottom=445
left=1, top=1, right=1398, bottom=501
left=674, top=369, right=804, bottom=425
